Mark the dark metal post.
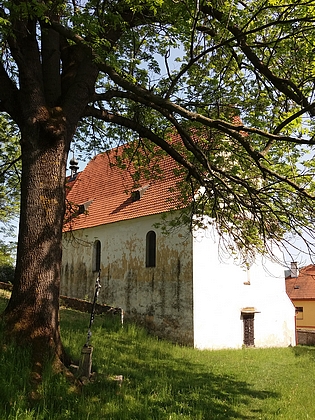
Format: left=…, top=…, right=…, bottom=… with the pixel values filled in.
left=85, top=269, right=102, bottom=347
left=78, top=270, right=101, bottom=379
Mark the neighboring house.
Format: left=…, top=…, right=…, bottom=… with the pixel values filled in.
left=286, top=264, right=315, bottom=330
left=61, top=145, right=296, bottom=349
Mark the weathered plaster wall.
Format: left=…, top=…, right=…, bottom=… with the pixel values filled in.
left=193, top=222, right=296, bottom=349
left=62, top=214, right=194, bottom=345
left=62, top=213, right=296, bottom=349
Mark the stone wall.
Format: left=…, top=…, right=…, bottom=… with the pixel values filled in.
left=297, top=329, right=315, bottom=346
left=0, top=282, right=123, bottom=322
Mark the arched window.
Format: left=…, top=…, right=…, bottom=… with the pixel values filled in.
left=92, top=240, right=101, bottom=272
left=146, top=231, right=156, bottom=267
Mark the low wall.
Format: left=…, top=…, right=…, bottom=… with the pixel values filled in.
left=0, top=282, right=123, bottom=320
left=60, top=295, right=123, bottom=318
left=297, top=329, right=315, bottom=346
left=0, top=281, right=13, bottom=291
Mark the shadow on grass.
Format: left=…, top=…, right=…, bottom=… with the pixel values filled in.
left=78, top=324, right=280, bottom=420
left=292, top=344, right=315, bottom=361
left=0, top=310, right=280, bottom=420
left=87, top=360, right=277, bottom=419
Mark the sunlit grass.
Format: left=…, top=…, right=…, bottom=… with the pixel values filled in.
left=1, top=294, right=315, bottom=419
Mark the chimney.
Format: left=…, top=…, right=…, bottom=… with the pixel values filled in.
left=131, top=185, right=149, bottom=202
left=69, top=158, right=79, bottom=179
left=290, top=262, right=299, bottom=278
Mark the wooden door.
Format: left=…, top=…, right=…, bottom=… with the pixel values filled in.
left=243, top=313, right=255, bottom=347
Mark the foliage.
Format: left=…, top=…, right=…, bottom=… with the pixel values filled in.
left=0, top=114, right=20, bottom=236
left=1, top=0, right=315, bottom=261
left=1, top=297, right=315, bottom=419
left=0, top=264, right=14, bottom=283
left=0, top=240, right=15, bottom=283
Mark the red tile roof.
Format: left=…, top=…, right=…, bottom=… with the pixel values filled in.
left=286, top=265, right=315, bottom=300
left=64, top=145, right=183, bottom=231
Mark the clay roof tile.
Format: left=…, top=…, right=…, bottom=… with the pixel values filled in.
left=285, top=264, right=315, bottom=300
left=65, top=146, right=183, bottom=231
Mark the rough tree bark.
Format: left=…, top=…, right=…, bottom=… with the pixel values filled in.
left=3, top=124, right=69, bottom=366
left=1, top=14, right=98, bottom=374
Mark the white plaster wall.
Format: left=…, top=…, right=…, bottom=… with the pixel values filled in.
left=62, top=212, right=296, bottom=349
left=193, top=223, right=296, bottom=349
left=62, top=214, right=194, bottom=345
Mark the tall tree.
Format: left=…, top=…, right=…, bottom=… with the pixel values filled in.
left=1, top=0, right=315, bottom=373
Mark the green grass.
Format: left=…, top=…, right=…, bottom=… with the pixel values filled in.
left=1, top=294, right=315, bottom=419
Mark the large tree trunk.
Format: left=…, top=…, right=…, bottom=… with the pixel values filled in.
left=3, top=124, right=70, bottom=366
left=1, top=12, right=98, bottom=378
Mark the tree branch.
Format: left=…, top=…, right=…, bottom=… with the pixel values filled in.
left=94, top=65, right=315, bottom=147
left=201, top=5, right=314, bottom=114
left=83, top=105, right=204, bottom=182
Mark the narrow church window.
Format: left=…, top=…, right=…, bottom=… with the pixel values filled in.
left=146, top=231, right=156, bottom=267
left=92, top=240, right=101, bottom=272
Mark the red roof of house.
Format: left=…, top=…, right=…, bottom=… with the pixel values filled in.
left=64, top=146, right=183, bottom=231
left=286, top=265, right=315, bottom=300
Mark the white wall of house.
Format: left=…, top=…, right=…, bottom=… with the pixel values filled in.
left=62, top=213, right=195, bottom=345
left=193, top=222, right=296, bottom=349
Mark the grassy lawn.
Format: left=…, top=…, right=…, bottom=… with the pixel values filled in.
left=1, top=292, right=315, bottom=419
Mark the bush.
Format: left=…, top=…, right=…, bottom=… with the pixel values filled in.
left=0, top=263, right=15, bottom=283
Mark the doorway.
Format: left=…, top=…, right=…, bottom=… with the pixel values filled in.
left=243, top=313, right=255, bottom=347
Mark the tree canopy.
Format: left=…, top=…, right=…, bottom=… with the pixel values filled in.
left=1, top=0, right=315, bottom=374
left=1, top=0, right=315, bottom=259
left=83, top=0, right=315, bottom=262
